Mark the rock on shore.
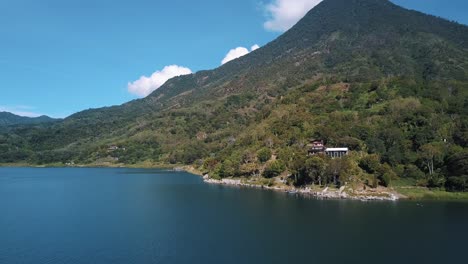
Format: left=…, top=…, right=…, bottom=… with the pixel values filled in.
left=203, top=176, right=399, bottom=202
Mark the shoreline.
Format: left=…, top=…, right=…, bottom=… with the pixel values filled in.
left=0, top=162, right=177, bottom=170
left=2, top=163, right=466, bottom=201
left=203, top=177, right=401, bottom=202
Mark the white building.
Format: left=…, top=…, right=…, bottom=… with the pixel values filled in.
left=325, top=148, right=349, bottom=158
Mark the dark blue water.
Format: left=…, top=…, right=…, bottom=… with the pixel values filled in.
left=0, top=168, right=467, bottom=264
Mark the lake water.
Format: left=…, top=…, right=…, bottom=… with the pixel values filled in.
left=0, top=168, right=467, bottom=264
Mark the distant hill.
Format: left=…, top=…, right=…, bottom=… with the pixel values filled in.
left=0, top=112, right=58, bottom=126
left=1, top=0, right=467, bottom=192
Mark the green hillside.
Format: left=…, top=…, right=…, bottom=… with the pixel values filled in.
left=0, top=112, right=58, bottom=127
left=1, top=0, right=467, bottom=192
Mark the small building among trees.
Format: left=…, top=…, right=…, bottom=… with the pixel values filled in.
left=308, top=139, right=349, bottom=158
left=325, top=148, right=349, bottom=158
left=307, top=139, right=325, bottom=155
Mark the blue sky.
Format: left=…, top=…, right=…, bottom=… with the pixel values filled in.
left=1, top=0, right=467, bottom=118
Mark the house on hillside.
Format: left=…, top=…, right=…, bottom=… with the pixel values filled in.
left=307, top=139, right=325, bottom=155
left=325, top=148, right=349, bottom=158
left=308, top=139, right=349, bottom=158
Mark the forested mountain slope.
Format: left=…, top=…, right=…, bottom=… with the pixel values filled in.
left=1, top=0, right=467, bottom=191
left=0, top=112, right=58, bottom=126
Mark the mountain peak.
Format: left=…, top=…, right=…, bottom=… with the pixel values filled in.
left=289, top=0, right=468, bottom=47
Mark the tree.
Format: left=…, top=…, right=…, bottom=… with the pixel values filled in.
left=377, top=163, right=396, bottom=187
left=419, top=143, right=443, bottom=176
left=339, top=157, right=362, bottom=187
left=359, top=154, right=380, bottom=174
left=277, top=148, right=293, bottom=163
left=338, top=136, right=362, bottom=151
left=263, top=160, right=285, bottom=178
left=403, top=164, right=425, bottom=179
left=220, top=158, right=240, bottom=178
left=326, top=159, right=344, bottom=186
left=305, top=156, right=327, bottom=186
left=446, top=152, right=468, bottom=177
left=203, top=158, right=219, bottom=171
left=445, top=176, right=468, bottom=192
left=239, top=163, right=260, bottom=177
left=289, top=154, right=307, bottom=185
left=257, top=147, right=272, bottom=163
left=366, top=137, right=386, bottom=155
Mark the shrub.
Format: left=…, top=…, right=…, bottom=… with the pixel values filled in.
left=359, top=154, right=380, bottom=174
left=445, top=176, right=468, bottom=192
left=257, top=147, right=272, bottom=163
left=403, top=164, right=425, bottom=179
left=263, top=160, right=285, bottom=178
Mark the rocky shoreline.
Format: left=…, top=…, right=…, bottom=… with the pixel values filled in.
left=203, top=176, right=400, bottom=202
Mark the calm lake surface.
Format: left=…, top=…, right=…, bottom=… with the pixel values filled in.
left=0, top=168, right=467, bottom=264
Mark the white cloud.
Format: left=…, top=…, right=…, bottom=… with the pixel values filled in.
left=0, top=105, right=43, bottom=117
left=221, top=47, right=249, bottom=65
left=221, top=44, right=260, bottom=65
left=128, top=65, right=192, bottom=97
left=264, top=0, right=323, bottom=32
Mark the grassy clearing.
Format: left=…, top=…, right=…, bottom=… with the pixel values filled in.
left=392, top=178, right=468, bottom=200
left=395, top=186, right=468, bottom=201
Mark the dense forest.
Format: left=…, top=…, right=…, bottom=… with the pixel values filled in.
left=1, top=0, right=467, bottom=193
left=0, top=112, right=58, bottom=127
